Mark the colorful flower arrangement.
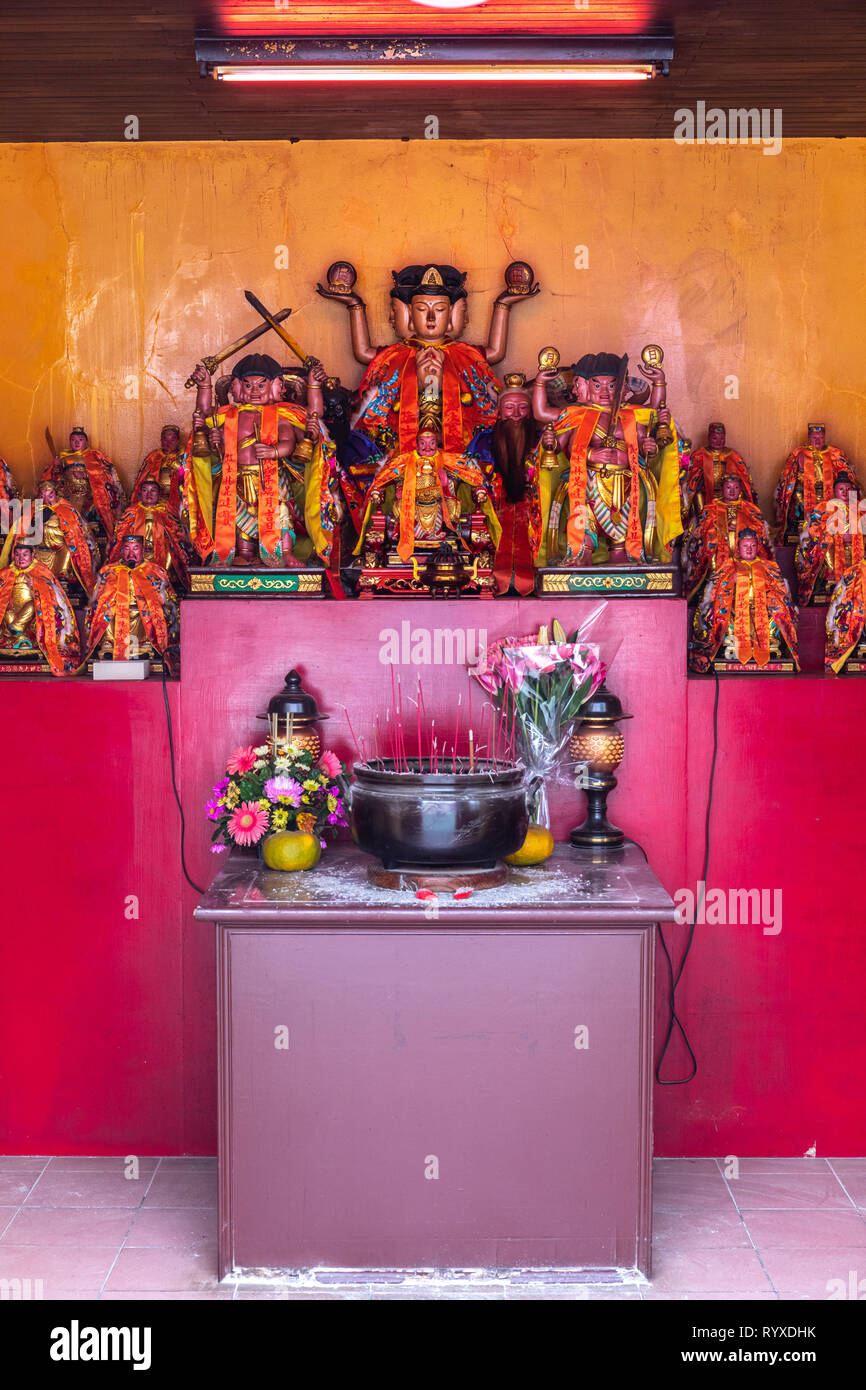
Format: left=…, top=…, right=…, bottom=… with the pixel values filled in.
left=206, top=742, right=349, bottom=853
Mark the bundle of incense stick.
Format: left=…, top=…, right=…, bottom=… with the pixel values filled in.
left=350, top=678, right=519, bottom=774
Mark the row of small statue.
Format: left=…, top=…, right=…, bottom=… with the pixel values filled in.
left=1, top=259, right=865, bottom=677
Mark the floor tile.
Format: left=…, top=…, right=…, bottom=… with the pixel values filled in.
left=716, top=1158, right=830, bottom=1176
left=646, top=1245, right=773, bottom=1294
left=725, top=1171, right=852, bottom=1211
left=47, top=1157, right=160, bottom=1175
left=24, top=1170, right=150, bottom=1208
left=742, top=1207, right=866, bottom=1250
left=0, top=1158, right=50, bottom=1172
left=0, top=1173, right=40, bottom=1204
left=0, top=1207, right=18, bottom=1238
left=103, top=1245, right=221, bottom=1292
left=828, top=1161, right=866, bottom=1207
left=140, top=1170, right=217, bottom=1208
left=125, top=1207, right=216, bottom=1249
left=158, top=1157, right=217, bottom=1170
left=653, top=1206, right=751, bottom=1248
left=1, top=1206, right=135, bottom=1247
left=653, top=1171, right=738, bottom=1213
left=758, top=1247, right=866, bottom=1299
left=0, top=1244, right=120, bottom=1294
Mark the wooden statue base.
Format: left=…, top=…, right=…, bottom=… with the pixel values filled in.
left=0, top=656, right=53, bottom=675
left=87, top=653, right=166, bottom=676
left=188, top=567, right=327, bottom=598
left=356, top=564, right=495, bottom=599
left=839, top=641, right=866, bottom=674
left=711, top=657, right=796, bottom=674
left=367, top=862, right=508, bottom=893
left=537, top=563, right=681, bottom=598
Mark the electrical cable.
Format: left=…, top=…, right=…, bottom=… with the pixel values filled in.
left=653, top=667, right=720, bottom=1085
left=162, top=666, right=206, bottom=895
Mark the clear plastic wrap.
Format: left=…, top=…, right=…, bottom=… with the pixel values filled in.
left=470, top=603, right=614, bottom=827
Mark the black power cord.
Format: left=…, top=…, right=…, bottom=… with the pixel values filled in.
left=625, top=668, right=719, bottom=1085
left=655, top=667, right=720, bottom=1084
left=162, top=667, right=206, bottom=895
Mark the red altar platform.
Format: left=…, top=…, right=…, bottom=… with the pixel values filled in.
left=2, top=595, right=865, bottom=1160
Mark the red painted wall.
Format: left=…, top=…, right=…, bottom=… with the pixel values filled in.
left=1, top=598, right=863, bottom=1156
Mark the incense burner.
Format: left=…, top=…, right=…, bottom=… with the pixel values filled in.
left=350, top=760, right=534, bottom=872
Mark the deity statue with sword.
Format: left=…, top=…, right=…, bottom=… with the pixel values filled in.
left=184, top=293, right=340, bottom=569
left=532, top=350, right=677, bottom=566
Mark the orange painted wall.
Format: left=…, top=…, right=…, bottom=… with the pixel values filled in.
left=1, top=139, right=864, bottom=503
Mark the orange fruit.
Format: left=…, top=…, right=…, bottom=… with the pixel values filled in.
left=504, top=823, right=555, bottom=867
left=262, top=830, right=322, bottom=872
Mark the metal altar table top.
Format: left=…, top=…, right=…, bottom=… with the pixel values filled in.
left=194, top=842, right=674, bottom=927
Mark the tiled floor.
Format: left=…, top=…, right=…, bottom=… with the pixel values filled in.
left=1, top=1156, right=865, bottom=1300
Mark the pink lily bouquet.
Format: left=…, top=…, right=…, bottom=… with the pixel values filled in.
left=206, top=741, right=349, bottom=853
left=470, top=610, right=607, bottom=825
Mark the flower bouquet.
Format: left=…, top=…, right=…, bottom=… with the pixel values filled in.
left=470, top=608, right=608, bottom=827
left=207, top=741, right=349, bottom=859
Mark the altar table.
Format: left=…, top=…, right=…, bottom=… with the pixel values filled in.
left=194, top=843, right=673, bottom=1279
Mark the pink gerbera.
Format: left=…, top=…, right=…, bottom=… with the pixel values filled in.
left=227, top=745, right=257, bottom=775
left=227, top=801, right=269, bottom=846
left=318, top=749, right=342, bottom=779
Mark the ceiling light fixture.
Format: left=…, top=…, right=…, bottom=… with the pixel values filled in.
left=195, top=35, right=673, bottom=84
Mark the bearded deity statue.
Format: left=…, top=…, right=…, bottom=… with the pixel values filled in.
left=0, top=540, right=81, bottom=675
left=354, top=425, right=500, bottom=590
left=681, top=471, right=772, bottom=600
left=42, top=428, right=124, bottom=555
left=682, top=422, right=759, bottom=523
left=317, top=259, right=538, bottom=528
left=795, top=472, right=865, bottom=606
left=533, top=351, right=681, bottom=566
left=110, top=478, right=191, bottom=590
left=85, top=534, right=179, bottom=669
left=185, top=353, right=340, bottom=568
left=131, top=424, right=184, bottom=514
left=462, top=374, right=544, bottom=595
left=775, top=423, right=857, bottom=545
left=28, top=478, right=100, bottom=604
left=689, top=529, right=799, bottom=673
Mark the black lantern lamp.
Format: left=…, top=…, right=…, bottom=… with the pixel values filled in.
left=257, top=669, right=328, bottom=763
left=568, top=683, right=632, bottom=850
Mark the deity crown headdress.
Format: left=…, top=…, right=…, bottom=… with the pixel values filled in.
left=391, top=264, right=468, bottom=306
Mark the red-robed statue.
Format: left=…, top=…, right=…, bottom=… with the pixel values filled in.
left=131, top=424, right=184, bottom=513
left=0, top=540, right=81, bottom=675
left=317, top=260, right=537, bottom=465
left=85, top=534, right=179, bottom=666
left=682, top=421, right=758, bottom=522
left=354, top=425, right=500, bottom=567
left=795, top=473, right=865, bottom=606
left=689, top=529, right=799, bottom=673
left=31, top=478, right=100, bottom=602
left=42, top=427, right=124, bottom=552
left=185, top=353, right=339, bottom=568
left=681, top=471, right=772, bottom=599
left=111, top=478, right=190, bottom=590
left=775, top=422, right=855, bottom=544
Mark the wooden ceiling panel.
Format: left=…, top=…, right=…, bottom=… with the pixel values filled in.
left=1, top=1, right=865, bottom=140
